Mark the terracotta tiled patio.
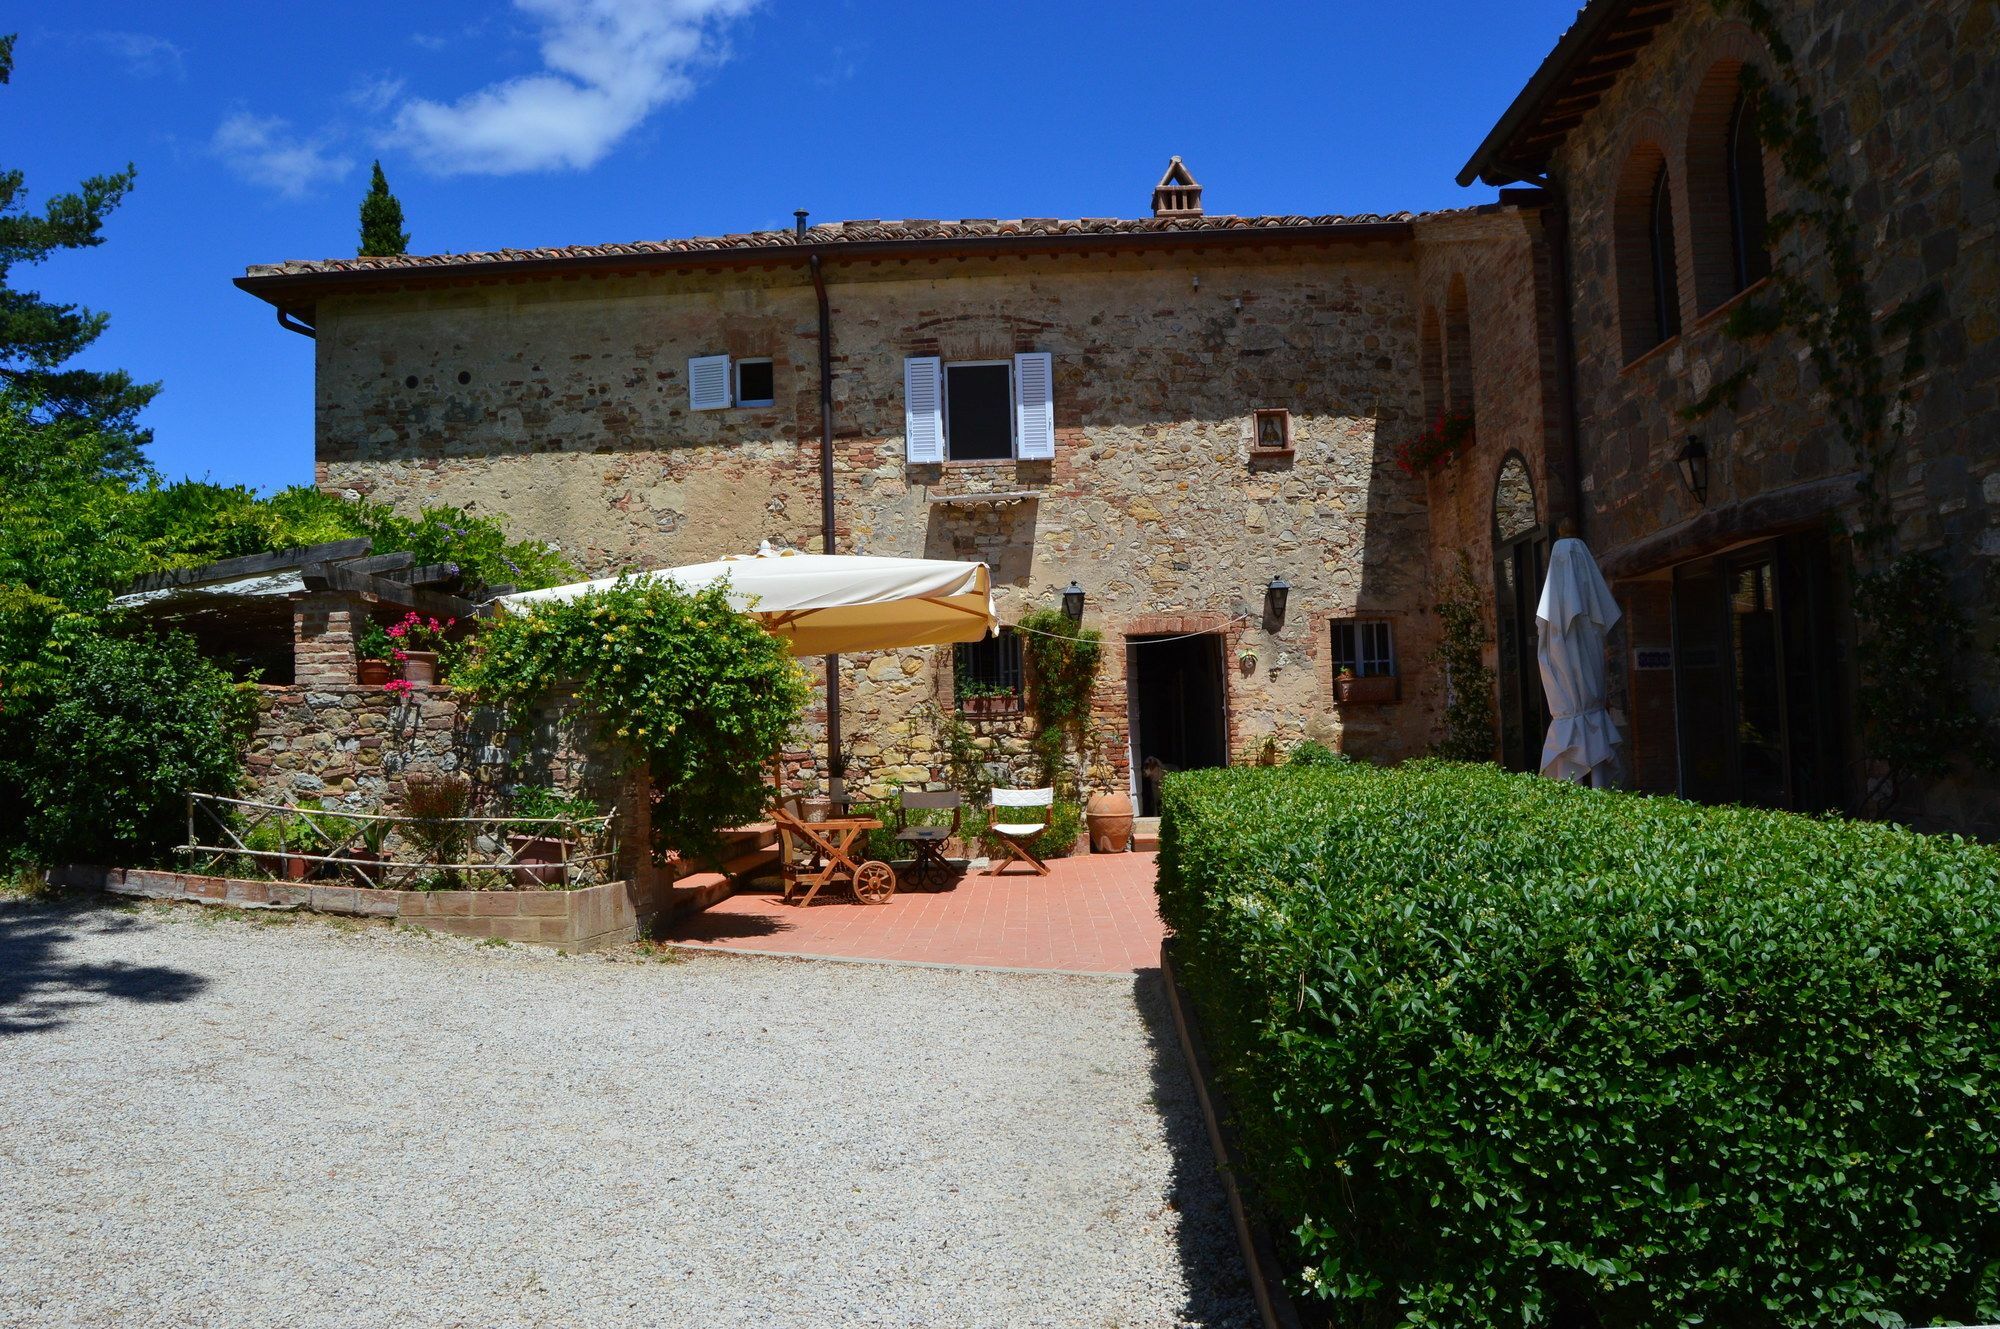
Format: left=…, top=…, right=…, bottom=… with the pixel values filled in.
left=659, top=851, right=1166, bottom=974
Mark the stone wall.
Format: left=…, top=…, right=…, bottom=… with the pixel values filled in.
left=311, top=240, right=1491, bottom=798
left=1552, top=0, right=2000, bottom=831
left=1411, top=209, right=1571, bottom=762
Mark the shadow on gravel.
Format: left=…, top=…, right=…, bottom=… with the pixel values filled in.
left=655, top=909, right=798, bottom=943
left=0, top=892, right=209, bottom=1037
left=1134, top=968, right=1263, bottom=1329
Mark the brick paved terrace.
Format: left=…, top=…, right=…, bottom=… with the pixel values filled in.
left=658, top=851, right=1166, bottom=975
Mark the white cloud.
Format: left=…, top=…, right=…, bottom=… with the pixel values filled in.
left=62, top=30, right=186, bottom=79
left=389, top=0, right=759, bottom=175
left=347, top=74, right=407, bottom=115
left=211, top=112, right=354, bottom=199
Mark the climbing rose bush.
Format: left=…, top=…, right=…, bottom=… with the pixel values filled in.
left=451, top=577, right=808, bottom=861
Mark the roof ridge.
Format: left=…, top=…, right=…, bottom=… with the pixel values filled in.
left=244, top=208, right=1487, bottom=280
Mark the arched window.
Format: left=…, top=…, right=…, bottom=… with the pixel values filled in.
left=1444, top=274, right=1474, bottom=417
left=1615, top=141, right=1682, bottom=362
left=1727, top=90, right=1771, bottom=291
left=1419, top=306, right=1444, bottom=424
left=1492, top=454, right=1547, bottom=772
left=1649, top=166, right=1682, bottom=346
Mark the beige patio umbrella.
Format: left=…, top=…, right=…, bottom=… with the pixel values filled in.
left=496, top=542, right=997, bottom=654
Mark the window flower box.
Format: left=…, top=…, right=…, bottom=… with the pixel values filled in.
left=1335, top=673, right=1400, bottom=705
left=960, top=693, right=1023, bottom=717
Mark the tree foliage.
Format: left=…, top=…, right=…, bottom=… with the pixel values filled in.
left=358, top=160, right=409, bottom=258
left=452, top=579, right=810, bottom=861
left=0, top=33, right=158, bottom=445
left=1430, top=552, right=1497, bottom=762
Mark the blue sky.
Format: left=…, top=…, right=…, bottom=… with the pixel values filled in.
left=6, top=0, right=1576, bottom=493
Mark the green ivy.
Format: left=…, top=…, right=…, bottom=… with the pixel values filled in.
left=1016, top=606, right=1103, bottom=794
left=451, top=577, right=810, bottom=861
left=1430, top=553, right=1497, bottom=762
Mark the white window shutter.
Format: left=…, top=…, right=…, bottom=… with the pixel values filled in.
left=904, top=356, right=944, bottom=462
left=688, top=354, right=732, bottom=411
left=1014, top=352, right=1055, bottom=459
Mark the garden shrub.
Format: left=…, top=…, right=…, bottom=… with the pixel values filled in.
left=6, top=630, right=253, bottom=866
left=452, top=577, right=809, bottom=861
left=1157, top=761, right=2000, bottom=1328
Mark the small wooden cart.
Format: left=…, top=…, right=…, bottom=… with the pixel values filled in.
left=771, top=805, right=898, bottom=907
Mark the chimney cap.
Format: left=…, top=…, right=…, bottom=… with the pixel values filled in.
left=1151, top=156, right=1203, bottom=218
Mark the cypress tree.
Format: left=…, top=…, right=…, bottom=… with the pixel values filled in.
left=358, top=161, right=409, bottom=258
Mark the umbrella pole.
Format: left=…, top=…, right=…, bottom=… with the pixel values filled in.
left=824, top=652, right=845, bottom=805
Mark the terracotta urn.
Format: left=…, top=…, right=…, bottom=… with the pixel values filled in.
left=1085, top=789, right=1134, bottom=854
left=357, top=658, right=393, bottom=686
left=506, top=832, right=569, bottom=887
left=398, top=651, right=439, bottom=685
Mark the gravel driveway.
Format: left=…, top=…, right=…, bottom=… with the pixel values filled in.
left=0, top=894, right=1255, bottom=1329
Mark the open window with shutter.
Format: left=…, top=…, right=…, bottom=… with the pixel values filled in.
left=688, top=354, right=732, bottom=411
left=904, top=356, right=944, bottom=462
left=1013, top=351, right=1054, bottom=459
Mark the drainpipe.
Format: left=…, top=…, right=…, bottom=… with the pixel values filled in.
left=276, top=307, right=316, bottom=339
left=803, top=212, right=845, bottom=800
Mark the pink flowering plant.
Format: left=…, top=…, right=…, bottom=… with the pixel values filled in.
left=1392, top=408, right=1476, bottom=475
left=384, top=610, right=455, bottom=657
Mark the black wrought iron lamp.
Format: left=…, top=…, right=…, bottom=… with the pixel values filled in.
left=1263, top=575, right=1291, bottom=632
left=1675, top=436, right=1710, bottom=504
left=1061, top=581, right=1086, bottom=622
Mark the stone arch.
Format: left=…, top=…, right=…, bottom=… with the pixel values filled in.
left=1614, top=137, right=1682, bottom=362
left=1419, top=304, right=1444, bottom=423
left=1444, top=273, right=1473, bottom=416
left=1493, top=451, right=1539, bottom=541
left=1684, top=55, right=1774, bottom=311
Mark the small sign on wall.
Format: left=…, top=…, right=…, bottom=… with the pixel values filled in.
left=1633, top=647, right=1674, bottom=671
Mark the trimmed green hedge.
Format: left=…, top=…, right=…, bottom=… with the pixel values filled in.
left=1157, top=761, right=2000, bottom=1328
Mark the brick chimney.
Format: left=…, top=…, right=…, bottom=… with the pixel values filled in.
left=1151, top=156, right=1203, bottom=218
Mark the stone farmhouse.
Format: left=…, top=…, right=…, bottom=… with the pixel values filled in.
left=234, top=0, right=1998, bottom=836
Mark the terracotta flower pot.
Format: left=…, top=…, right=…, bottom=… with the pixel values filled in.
left=398, top=651, right=439, bottom=685
left=1335, top=673, right=1400, bottom=705
left=357, top=658, right=393, bottom=686
left=1085, top=789, right=1134, bottom=854
left=506, top=832, right=569, bottom=887
left=348, top=848, right=383, bottom=888
left=280, top=854, right=311, bottom=881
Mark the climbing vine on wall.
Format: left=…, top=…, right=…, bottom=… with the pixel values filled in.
left=1017, top=607, right=1103, bottom=796
left=1431, top=554, right=1498, bottom=763
left=1692, top=0, right=1991, bottom=811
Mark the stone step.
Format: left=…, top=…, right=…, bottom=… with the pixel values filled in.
left=1132, top=816, right=1161, bottom=851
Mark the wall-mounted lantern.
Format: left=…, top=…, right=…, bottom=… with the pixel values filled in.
left=1061, top=581, right=1086, bottom=622
left=1675, top=436, right=1710, bottom=505
left=1263, top=575, right=1291, bottom=632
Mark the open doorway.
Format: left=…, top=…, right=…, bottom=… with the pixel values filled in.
left=1128, top=633, right=1229, bottom=816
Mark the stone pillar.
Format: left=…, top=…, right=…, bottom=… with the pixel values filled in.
left=293, top=592, right=364, bottom=688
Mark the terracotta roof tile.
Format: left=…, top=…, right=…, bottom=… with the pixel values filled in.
left=243, top=211, right=1474, bottom=280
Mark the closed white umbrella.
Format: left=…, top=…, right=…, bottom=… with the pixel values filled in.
left=1535, top=537, right=1623, bottom=786
left=496, top=542, right=997, bottom=655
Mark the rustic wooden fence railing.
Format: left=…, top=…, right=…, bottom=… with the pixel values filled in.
left=178, top=791, right=617, bottom=891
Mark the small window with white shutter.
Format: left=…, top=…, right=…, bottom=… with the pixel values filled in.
left=903, top=351, right=1055, bottom=463
left=734, top=358, right=774, bottom=407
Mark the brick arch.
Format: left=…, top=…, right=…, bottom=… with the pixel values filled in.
left=1681, top=41, right=1776, bottom=312
left=1419, top=304, right=1444, bottom=423
left=1613, top=133, right=1681, bottom=363
left=1444, top=274, right=1473, bottom=415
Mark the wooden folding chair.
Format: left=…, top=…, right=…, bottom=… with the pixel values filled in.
left=895, top=788, right=961, bottom=889
left=985, top=787, right=1054, bottom=876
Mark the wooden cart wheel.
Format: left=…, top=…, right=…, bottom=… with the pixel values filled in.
left=852, top=860, right=896, bottom=905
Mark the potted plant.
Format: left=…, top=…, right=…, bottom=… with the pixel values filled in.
left=386, top=610, right=457, bottom=686
left=505, top=787, right=598, bottom=887
left=356, top=619, right=396, bottom=686
left=956, top=680, right=1020, bottom=716
left=1335, top=666, right=1400, bottom=704
left=403, top=773, right=473, bottom=890
left=349, top=813, right=392, bottom=887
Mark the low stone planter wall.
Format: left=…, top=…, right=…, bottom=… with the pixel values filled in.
left=49, top=865, right=674, bottom=952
